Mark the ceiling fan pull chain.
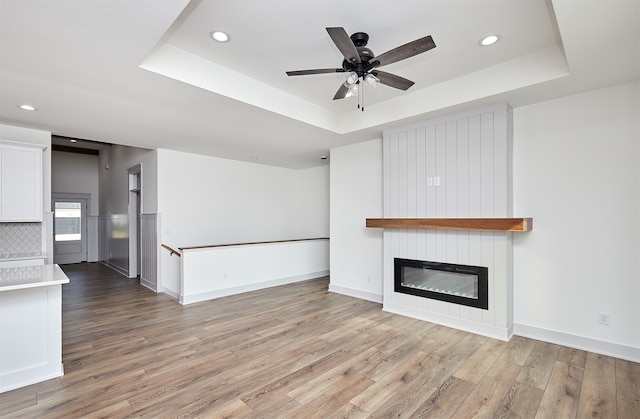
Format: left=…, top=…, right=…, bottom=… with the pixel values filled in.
left=362, top=78, right=365, bottom=112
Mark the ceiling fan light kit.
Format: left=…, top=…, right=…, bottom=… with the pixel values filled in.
left=343, top=72, right=358, bottom=87
left=365, top=73, right=379, bottom=87
left=345, top=82, right=358, bottom=98
left=286, top=27, right=436, bottom=111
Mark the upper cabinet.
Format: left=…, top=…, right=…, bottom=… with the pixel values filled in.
left=0, top=141, right=45, bottom=222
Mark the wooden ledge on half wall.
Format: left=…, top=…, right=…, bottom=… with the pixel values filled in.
left=365, top=218, right=533, bottom=232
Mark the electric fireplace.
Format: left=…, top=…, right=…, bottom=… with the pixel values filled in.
left=394, top=258, right=488, bottom=310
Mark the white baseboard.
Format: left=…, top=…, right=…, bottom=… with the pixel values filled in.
left=100, top=260, right=128, bottom=277
left=0, top=363, right=64, bottom=394
left=383, top=301, right=512, bottom=341
left=514, top=323, right=640, bottom=363
left=140, top=280, right=157, bottom=292
left=328, top=284, right=383, bottom=304
left=180, top=271, right=329, bottom=305
left=158, top=285, right=180, bottom=301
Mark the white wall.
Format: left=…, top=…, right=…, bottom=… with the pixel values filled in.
left=98, top=144, right=157, bottom=214
left=52, top=151, right=99, bottom=215
left=513, top=81, right=639, bottom=360
left=329, top=139, right=384, bottom=302
left=328, top=81, right=639, bottom=361
left=157, top=149, right=328, bottom=247
left=180, top=239, right=329, bottom=304
left=294, top=165, right=329, bottom=238
left=157, top=148, right=329, bottom=296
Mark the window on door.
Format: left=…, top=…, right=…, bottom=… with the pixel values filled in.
left=54, top=201, right=82, bottom=241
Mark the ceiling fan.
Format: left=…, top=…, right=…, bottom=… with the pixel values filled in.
left=286, top=27, right=436, bottom=104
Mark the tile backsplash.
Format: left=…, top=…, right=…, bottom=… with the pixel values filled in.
left=0, top=223, right=42, bottom=257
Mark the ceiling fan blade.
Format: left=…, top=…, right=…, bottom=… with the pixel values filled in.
left=286, top=68, right=345, bottom=76
left=372, top=70, right=415, bottom=91
left=326, top=27, right=361, bottom=64
left=333, top=83, right=349, bottom=100
left=371, top=35, right=436, bottom=67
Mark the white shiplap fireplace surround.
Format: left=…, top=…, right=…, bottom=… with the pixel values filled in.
left=378, top=103, right=522, bottom=341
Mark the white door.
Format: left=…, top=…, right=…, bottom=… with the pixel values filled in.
left=53, top=197, right=88, bottom=264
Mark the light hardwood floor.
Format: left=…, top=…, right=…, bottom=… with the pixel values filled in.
left=1, top=263, right=638, bottom=418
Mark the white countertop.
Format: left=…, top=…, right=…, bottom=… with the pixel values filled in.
left=0, top=264, right=69, bottom=292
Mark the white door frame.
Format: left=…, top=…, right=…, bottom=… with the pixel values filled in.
left=52, top=192, right=91, bottom=264
left=127, top=164, right=142, bottom=279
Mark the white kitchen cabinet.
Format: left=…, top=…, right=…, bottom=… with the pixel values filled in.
left=0, top=141, right=44, bottom=222
left=0, top=263, right=69, bottom=392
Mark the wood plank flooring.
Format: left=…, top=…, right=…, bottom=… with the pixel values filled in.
left=1, top=262, right=638, bottom=418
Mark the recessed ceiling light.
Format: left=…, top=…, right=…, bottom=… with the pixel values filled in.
left=70, top=139, right=77, bottom=143
left=479, top=34, right=500, bottom=47
left=210, top=30, right=230, bottom=43
left=18, top=104, right=37, bottom=111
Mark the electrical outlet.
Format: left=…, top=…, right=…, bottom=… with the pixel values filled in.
left=598, top=312, right=609, bottom=325
left=433, top=176, right=441, bottom=186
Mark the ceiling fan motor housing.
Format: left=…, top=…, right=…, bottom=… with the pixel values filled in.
left=350, top=32, right=369, bottom=47
left=343, top=32, right=377, bottom=77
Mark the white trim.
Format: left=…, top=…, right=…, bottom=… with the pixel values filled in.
left=328, top=284, right=383, bottom=304
left=0, top=364, right=64, bottom=393
left=51, top=192, right=91, bottom=201
left=87, top=216, right=98, bottom=262
left=0, top=139, right=46, bottom=149
left=158, top=285, right=179, bottom=301
left=140, top=282, right=156, bottom=292
left=52, top=192, right=91, bottom=264
left=383, top=301, right=513, bottom=341
left=180, top=271, right=329, bottom=305
left=139, top=213, right=159, bottom=292
left=100, top=260, right=128, bottom=278
left=127, top=164, right=142, bottom=279
left=44, top=211, right=54, bottom=264
left=514, top=323, right=640, bottom=363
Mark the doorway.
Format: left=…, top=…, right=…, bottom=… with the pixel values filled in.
left=52, top=193, right=90, bottom=264
left=128, top=164, right=142, bottom=279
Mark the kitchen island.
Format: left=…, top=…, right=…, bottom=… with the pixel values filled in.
left=0, top=263, right=69, bottom=393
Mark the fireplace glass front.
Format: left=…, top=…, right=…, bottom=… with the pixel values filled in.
left=394, top=258, right=488, bottom=310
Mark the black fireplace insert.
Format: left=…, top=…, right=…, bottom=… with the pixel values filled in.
left=394, top=258, right=488, bottom=310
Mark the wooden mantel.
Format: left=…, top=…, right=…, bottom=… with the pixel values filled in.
left=366, top=218, right=533, bottom=232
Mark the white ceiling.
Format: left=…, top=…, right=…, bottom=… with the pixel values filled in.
left=1, top=0, right=638, bottom=169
